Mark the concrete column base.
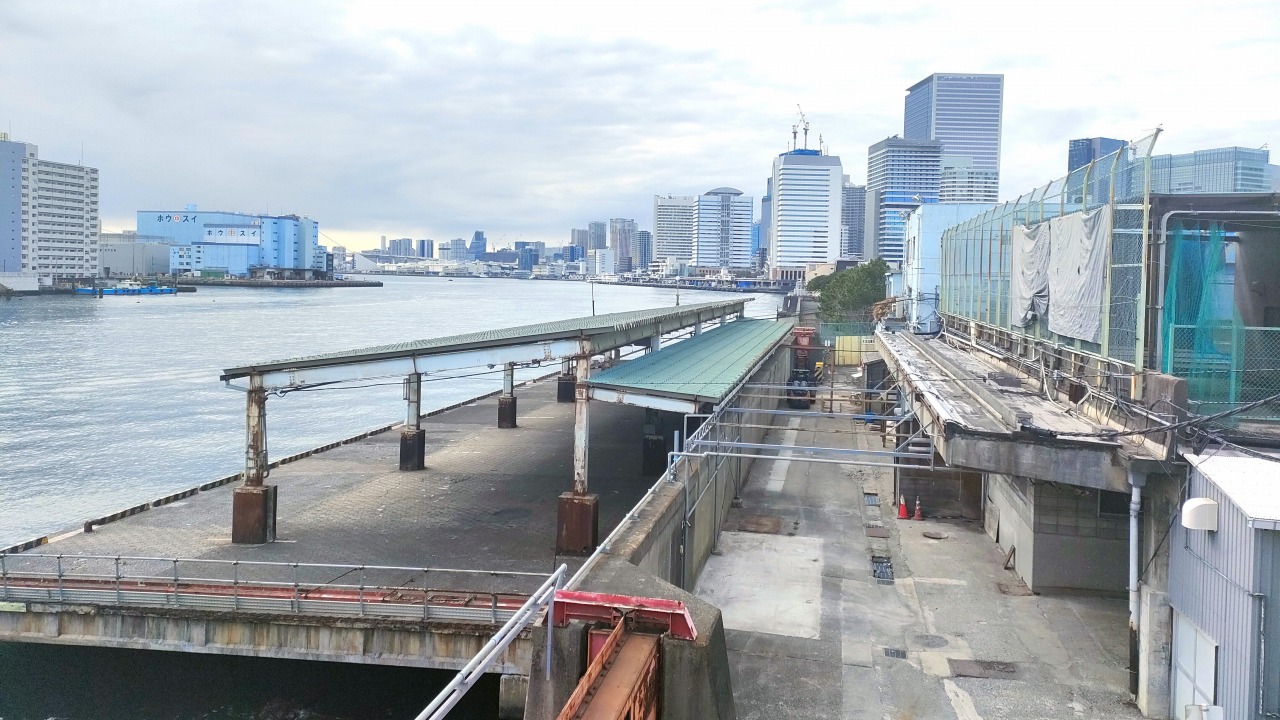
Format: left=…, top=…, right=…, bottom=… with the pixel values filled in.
left=498, top=673, right=529, bottom=720
left=1137, top=587, right=1172, bottom=718
left=556, top=374, right=576, bottom=403
left=231, top=485, right=277, bottom=544
left=399, top=428, right=426, bottom=471
left=498, top=395, right=518, bottom=428
left=641, top=434, right=668, bottom=476
left=556, top=492, right=599, bottom=555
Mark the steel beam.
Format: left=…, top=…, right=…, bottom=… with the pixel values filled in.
left=588, top=387, right=700, bottom=414
left=250, top=339, right=582, bottom=391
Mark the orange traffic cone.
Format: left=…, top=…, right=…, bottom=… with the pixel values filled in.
left=898, top=495, right=908, bottom=519
left=913, top=497, right=923, bottom=521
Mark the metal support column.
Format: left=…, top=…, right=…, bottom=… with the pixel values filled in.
left=557, top=355, right=598, bottom=554
left=557, top=359, right=575, bottom=402
left=1127, top=468, right=1145, bottom=697
left=498, top=363, right=517, bottom=428
left=400, top=373, right=426, bottom=470
left=232, top=374, right=276, bottom=544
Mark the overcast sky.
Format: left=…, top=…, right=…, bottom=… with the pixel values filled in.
left=2, top=0, right=1276, bottom=251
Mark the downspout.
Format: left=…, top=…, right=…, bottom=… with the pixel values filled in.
left=1128, top=468, right=1145, bottom=697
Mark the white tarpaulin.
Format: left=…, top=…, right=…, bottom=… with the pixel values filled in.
left=1046, top=207, right=1110, bottom=344
left=1010, top=223, right=1050, bottom=327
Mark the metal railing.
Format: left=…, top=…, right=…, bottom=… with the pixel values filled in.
left=0, top=553, right=548, bottom=624
left=413, top=564, right=567, bottom=720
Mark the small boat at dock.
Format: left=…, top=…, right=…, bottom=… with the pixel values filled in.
left=74, top=280, right=177, bottom=296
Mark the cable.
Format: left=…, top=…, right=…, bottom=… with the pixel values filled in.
left=1029, top=390, right=1280, bottom=440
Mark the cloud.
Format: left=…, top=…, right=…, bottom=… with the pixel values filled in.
left=2, top=0, right=1276, bottom=250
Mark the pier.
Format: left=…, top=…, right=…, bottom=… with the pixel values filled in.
left=1, top=299, right=779, bottom=718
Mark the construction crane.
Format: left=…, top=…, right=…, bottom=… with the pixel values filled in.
left=796, top=104, right=810, bottom=149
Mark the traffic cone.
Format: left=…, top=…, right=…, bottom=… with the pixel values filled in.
left=913, top=496, right=923, bottom=521
left=897, top=495, right=908, bottom=519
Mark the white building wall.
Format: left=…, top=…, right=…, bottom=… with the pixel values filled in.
left=692, top=191, right=753, bottom=269
left=1, top=138, right=100, bottom=284
left=653, top=195, right=695, bottom=261
left=768, top=152, right=843, bottom=272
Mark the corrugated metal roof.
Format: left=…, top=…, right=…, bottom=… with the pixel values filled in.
left=588, top=319, right=794, bottom=403
left=222, top=300, right=744, bottom=378
left=1185, top=452, right=1280, bottom=525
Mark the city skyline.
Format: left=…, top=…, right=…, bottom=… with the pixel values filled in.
left=1, top=1, right=1276, bottom=252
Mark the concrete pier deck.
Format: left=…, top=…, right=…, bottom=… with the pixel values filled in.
left=15, top=378, right=655, bottom=595
left=695, top=403, right=1143, bottom=720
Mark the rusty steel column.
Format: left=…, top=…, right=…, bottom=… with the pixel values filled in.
left=232, top=374, right=276, bottom=544
left=557, top=354, right=598, bottom=554
left=400, top=372, right=426, bottom=470
left=498, top=362, right=517, bottom=428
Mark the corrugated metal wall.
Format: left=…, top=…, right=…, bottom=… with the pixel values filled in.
left=1169, top=466, right=1262, bottom=720
left=1261, top=530, right=1279, bottom=717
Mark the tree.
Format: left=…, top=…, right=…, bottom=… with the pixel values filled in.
left=817, top=259, right=889, bottom=321
left=805, top=272, right=838, bottom=293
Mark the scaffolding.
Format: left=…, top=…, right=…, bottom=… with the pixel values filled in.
left=940, top=131, right=1161, bottom=367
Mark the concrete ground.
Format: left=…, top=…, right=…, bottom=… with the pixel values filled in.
left=695, top=396, right=1143, bottom=720
left=15, top=379, right=656, bottom=595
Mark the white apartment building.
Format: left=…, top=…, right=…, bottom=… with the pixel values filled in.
left=0, top=134, right=100, bottom=284
left=653, top=194, right=695, bottom=261
left=692, top=187, right=753, bottom=270
left=768, top=149, right=843, bottom=280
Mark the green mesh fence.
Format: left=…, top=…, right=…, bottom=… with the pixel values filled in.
left=1163, top=221, right=1280, bottom=421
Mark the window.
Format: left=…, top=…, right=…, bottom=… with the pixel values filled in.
left=1099, top=490, right=1130, bottom=517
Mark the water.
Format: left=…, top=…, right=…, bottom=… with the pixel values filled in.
left=0, top=275, right=780, bottom=719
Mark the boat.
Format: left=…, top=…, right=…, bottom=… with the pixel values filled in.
left=74, top=280, right=177, bottom=296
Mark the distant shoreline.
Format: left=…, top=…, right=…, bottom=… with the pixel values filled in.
left=346, top=272, right=789, bottom=294
left=173, top=277, right=383, bottom=289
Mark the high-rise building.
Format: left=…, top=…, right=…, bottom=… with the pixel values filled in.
left=768, top=149, right=843, bottom=280
left=653, top=195, right=696, bottom=261
left=750, top=222, right=762, bottom=264
left=388, top=237, right=414, bottom=256
left=634, top=230, right=653, bottom=271
left=693, top=187, right=753, bottom=270
left=904, top=73, right=1003, bottom=203
left=759, top=177, right=773, bottom=268
left=865, top=137, right=942, bottom=265
left=588, top=221, right=607, bottom=250
left=417, top=239, right=433, bottom=258
left=1150, top=147, right=1272, bottom=193
left=0, top=134, right=100, bottom=283
left=1068, top=137, right=1128, bottom=173
left=438, top=238, right=467, bottom=262
left=468, top=231, right=487, bottom=258
left=570, top=228, right=589, bottom=249
left=608, top=218, right=637, bottom=273
left=841, top=177, right=867, bottom=260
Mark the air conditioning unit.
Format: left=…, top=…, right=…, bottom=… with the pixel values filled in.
left=1181, top=498, right=1219, bottom=532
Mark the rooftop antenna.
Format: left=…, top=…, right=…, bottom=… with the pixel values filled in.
left=797, top=104, right=810, bottom=149
left=818, top=133, right=825, bottom=155
left=790, top=120, right=798, bottom=151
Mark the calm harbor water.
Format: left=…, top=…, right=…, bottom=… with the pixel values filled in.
left=0, top=275, right=780, bottom=720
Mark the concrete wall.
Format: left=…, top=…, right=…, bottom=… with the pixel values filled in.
left=987, top=473, right=1036, bottom=588
left=0, top=603, right=527, bottom=672
left=1030, top=482, right=1128, bottom=594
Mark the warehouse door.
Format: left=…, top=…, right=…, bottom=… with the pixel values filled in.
left=1171, top=610, right=1217, bottom=716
